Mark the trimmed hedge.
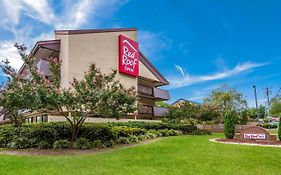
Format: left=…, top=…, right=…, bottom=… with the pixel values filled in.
left=108, top=121, right=198, bottom=134
left=257, top=123, right=278, bottom=129
left=0, top=121, right=204, bottom=149
left=224, top=112, right=235, bottom=139
left=277, top=119, right=281, bottom=141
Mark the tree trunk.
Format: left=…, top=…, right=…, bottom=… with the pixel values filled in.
left=70, top=125, right=79, bottom=144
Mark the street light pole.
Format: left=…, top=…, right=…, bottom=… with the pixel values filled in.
left=253, top=85, right=258, bottom=109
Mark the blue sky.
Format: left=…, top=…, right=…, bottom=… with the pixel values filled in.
left=0, top=0, right=280, bottom=107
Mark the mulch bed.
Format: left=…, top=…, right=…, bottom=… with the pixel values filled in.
left=215, top=138, right=281, bottom=146
left=0, top=138, right=161, bottom=156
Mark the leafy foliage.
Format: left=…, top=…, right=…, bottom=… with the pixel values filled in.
left=0, top=44, right=136, bottom=142
left=224, top=111, right=235, bottom=139
left=257, top=123, right=278, bottom=129
left=278, top=120, right=281, bottom=141
left=240, top=110, right=248, bottom=125
left=0, top=121, right=205, bottom=149
left=165, top=102, right=201, bottom=124
left=204, top=84, right=247, bottom=121
left=155, top=101, right=170, bottom=108
left=270, top=97, right=281, bottom=116
left=247, top=106, right=266, bottom=119
left=165, top=102, right=221, bottom=124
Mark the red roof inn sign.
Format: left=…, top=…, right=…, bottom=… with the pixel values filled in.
left=119, top=35, right=139, bottom=77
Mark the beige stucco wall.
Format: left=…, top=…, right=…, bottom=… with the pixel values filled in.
left=139, top=61, right=159, bottom=82
left=55, top=34, right=70, bottom=89
left=56, top=31, right=138, bottom=90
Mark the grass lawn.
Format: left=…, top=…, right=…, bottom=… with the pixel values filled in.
left=0, top=133, right=281, bottom=175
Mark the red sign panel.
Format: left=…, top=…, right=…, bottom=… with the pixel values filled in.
left=119, top=34, right=139, bottom=77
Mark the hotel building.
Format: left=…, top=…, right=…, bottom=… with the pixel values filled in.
left=15, top=28, right=170, bottom=122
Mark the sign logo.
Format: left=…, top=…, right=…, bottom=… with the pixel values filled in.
left=244, top=134, right=266, bottom=140
left=119, top=35, right=139, bottom=77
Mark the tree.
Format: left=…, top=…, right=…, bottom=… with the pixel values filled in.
left=224, top=111, right=235, bottom=139
left=0, top=44, right=136, bottom=143
left=59, top=64, right=136, bottom=141
left=240, top=110, right=248, bottom=125
left=165, top=102, right=201, bottom=124
left=204, top=84, right=248, bottom=122
left=270, top=97, right=281, bottom=116
left=246, top=105, right=266, bottom=120
left=199, top=104, right=221, bottom=123
left=155, top=101, right=170, bottom=108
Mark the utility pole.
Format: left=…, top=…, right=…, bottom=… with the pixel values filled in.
left=264, top=86, right=272, bottom=106
left=263, top=86, right=272, bottom=119
left=253, top=85, right=258, bottom=109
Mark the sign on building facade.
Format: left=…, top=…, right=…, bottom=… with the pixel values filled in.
left=119, top=35, right=139, bottom=77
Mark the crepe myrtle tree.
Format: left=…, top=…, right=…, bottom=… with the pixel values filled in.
left=60, top=64, right=136, bottom=142
left=0, top=43, right=136, bottom=142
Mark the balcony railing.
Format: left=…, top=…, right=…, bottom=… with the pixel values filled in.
left=153, top=88, right=170, bottom=100
left=138, top=105, right=169, bottom=117
left=153, top=106, right=169, bottom=117
left=138, top=84, right=169, bottom=100
left=138, top=84, right=153, bottom=96
left=138, top=105, right=153, bottom=115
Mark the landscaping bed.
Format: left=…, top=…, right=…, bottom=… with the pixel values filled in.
left=0, top=138, right=161, bottom=156
left=0, top=122, right=209, bottom=150
left=213, top=138, right=281, bottom=146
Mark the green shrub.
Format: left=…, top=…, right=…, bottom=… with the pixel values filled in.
left=29, top=127, right=56, bottom=145
left=0, top=121, right=206, bottom=149
left=191, top=129, right=212, bottom=135
left=7, top=137, right=30, bottom=149
left=257, top=123, right=278, bottom=129
left=278, top=121, right=281, bottom=141
left=145, top=133, right=157, bottom=139
left=103, top=140, right=116, bottom=147
left=158, top=129, right=179, bottom=136
left=129, top=135, right=139, bottom=143
left=138, top=135, right=146, bottom=141
left=112, top=126, right=146, bottom=137
left=37, top=140, right=52, bottom=149
left=224, top=111, right=235, bottom=139
left=93, top=140, right=105, bottom=148
left=109, top=122, right=197, bottom=134
left=117, top=137, right=130, bottom=144
left=74, top=138, right=92, bottom=149
left=79, top=124, right=118, bottom=142
left=53, top=140, right=71, bottom=149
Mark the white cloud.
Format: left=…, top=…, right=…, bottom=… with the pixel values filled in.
left=55, top=0, right=94, bottom=29
left=0, top=0, right=55, bottom=27
left=21, top=0, right=56, bottom=25
left=168, top=62, right=269, bottom=89
left=0, top=41, right=23, bottom=70
left=0, top=0, right=128, bottom=70
left=175, top=64, right=185, bottom=76
left=0, top=0, right=22, bottom=26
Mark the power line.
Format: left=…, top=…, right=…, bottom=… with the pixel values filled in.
left=274, top=87, right=281, bottom=98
